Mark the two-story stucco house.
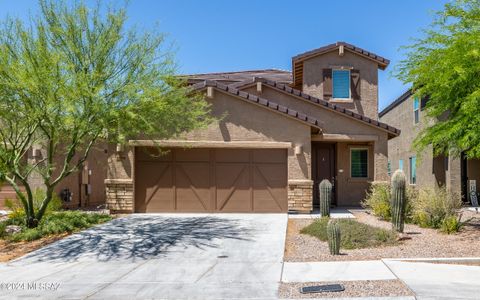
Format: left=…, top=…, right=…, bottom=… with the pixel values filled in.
left=102, top=42, right=400, bottom=213
left=379, top=89, right=480, bottom=204
left=0, top=42, right=400, bottom=212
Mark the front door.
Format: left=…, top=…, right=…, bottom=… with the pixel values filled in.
left=313, top=143, right=336, bottom=207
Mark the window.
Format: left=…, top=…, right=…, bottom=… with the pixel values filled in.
left=409, top=156, right=417, bottom=184
left=351, top=149, right=368, bottom=178
left=399, top=159, right=404, bottom=171
left=413, top=96, right=419, bottom=124
left=387, top=160, right=391, bottom=177
left=332, top=70, right=350, bottom=99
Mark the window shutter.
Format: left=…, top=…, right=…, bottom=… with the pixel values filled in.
left=350, top=69, right=360, bottom=100
left=322, top=69, right=332, bottom=100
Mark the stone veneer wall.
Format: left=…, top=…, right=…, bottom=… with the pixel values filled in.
left=288, top=180, right=313, bottom=213
left=105, top=179, right=134, bottom=212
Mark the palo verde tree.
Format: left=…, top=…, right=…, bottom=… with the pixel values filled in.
left=396, top=0, right=480, bottom=158
left=0, top=0, right=212, bottom=227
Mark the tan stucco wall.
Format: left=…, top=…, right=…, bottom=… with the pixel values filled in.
left=245, top=85, right=389, bottom=205
left=245, top=86, right=384, bottom=137
left=107, top=90, right=312, bottom=183
left=301, top=50, right=379, bottom=120
left=380, top=95, right=461, bottom=191
left=26, top=144, right=108, bottom=208
left=336, top=142, right=374, bottom=206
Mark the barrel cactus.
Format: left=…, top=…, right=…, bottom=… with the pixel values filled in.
left=391, top=169, right=407, bottom=233
left=327, top=219, right=341, bottom=255
left=319, top=179, right=332, bottom=217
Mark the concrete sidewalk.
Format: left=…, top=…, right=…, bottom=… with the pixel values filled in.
left=383, top=259, right=480, bottom=300
left=282, top=260, right=396, bottom=282
left=282, top=258, right=480, bottom=300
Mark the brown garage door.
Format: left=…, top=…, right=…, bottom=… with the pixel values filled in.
left=135, top=147, right=288, bottom=213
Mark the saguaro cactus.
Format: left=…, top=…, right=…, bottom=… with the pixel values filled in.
left=391, top=169, right=407, bottom=233
left=319, top=179, right=332, bottom=217
left=327, top=219, right=341, bottom=255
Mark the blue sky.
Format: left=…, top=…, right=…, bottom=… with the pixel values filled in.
left=0, top=0, right=449, bottom=110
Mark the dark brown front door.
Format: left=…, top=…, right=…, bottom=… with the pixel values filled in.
left=312, top=143, right=336, bottom=207
left=134, top=147, right=288, bottom=213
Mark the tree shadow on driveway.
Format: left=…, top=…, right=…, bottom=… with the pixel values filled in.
left=18, top=215, right=253, bottom=263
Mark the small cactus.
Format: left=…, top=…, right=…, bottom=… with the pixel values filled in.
left=391, top=169, right=407, bottom=233
left=327, top=219, right=341, bottom=255
left=319, top=179, right=332, bottom=217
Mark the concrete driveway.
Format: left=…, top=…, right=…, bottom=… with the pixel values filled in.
left=0, top=213, right=287, bottom=299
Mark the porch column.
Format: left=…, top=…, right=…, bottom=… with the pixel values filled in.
left=105, top=145, right=134, bottom=212
left=446, top=152, right=462, bottom=197
left=373, top=133, right=389, bottom=182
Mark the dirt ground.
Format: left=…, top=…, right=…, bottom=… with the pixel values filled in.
left=0, top=233, right=68, bottom=262
left=279, top=280, right=414, bottom=299
left=285, top=210, right=480, bottom=262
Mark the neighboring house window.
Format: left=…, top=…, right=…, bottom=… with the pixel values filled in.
left=409, top=156, right=417, bottom=184
left=332, top=69, right=350, bottom=99
left=387, top=160, right=391, bottom=177
left=399, top=159, right=404, bottom=171
left=351, top=148, right=368, bottom=178
left=414, top=96, right=419, bottom=124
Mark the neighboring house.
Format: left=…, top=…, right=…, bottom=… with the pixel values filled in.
left=379, top=89, right=480, bottom=203
left=104, top=42, right=400, bottom=213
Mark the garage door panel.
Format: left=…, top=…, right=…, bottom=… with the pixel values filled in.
left=253, top=149, right=286, bottom=163
left=175, top=148, right=210, bottom=162
left=253, top=164, right=287, bottom=212
left=215, top=163, right=251, bottom=212
left=215, top=149, right=250, bottom=163
left=175, top=163, right=212, bottom=212
left=135, top=162, right=174, bottom=212
left=135, top=147, right=288, bottom=213
left=136, top=148, right=173, bottom=162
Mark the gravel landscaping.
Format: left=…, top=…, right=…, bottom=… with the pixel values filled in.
left=279, top=280, right=414, bottom=299
left=285, top=209, right=480, bottom=261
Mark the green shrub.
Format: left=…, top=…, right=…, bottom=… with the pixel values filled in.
left=411, top=187, right=462, bottom=231
left=440, top=215, right=464, bottom=234
left=362, top=182, right=414, bottom=222
left=5, top=211, right=112, bottom=242
left=362, top=182, right=391, bottom=220
left=0, top=221, right=6, bottom=238
left=4, top=188, right=63, bottom=226
left=300, top=217, right=398, bottom=249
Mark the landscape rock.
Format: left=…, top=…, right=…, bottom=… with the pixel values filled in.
left=5, top=225, right=22, bottom=235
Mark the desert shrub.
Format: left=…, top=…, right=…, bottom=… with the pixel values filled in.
left=362, top=182, right=391, bottom=220
left=4, top=188, right=63, bottom=225
left=362, top=183, right=414, bottom=222
left=0, top=221, right=6, bottom=238
left=7, top=211, right=112, bottom=242
left=411, top=187, right=462, bottom=232
left=300, top=217, right=398, bottom=249
left=440, top=215, right=464, bottom=234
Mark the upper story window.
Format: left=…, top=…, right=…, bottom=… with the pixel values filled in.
left=413, top=96, right=419, bottom=124
left=399, top=159, right=404, bottom=171
left=332, top=70, right=350, bottom=99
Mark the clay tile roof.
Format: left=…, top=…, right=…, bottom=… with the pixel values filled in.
left=191, top=80, right=323, bottom=130
left=185, top=69, right=292, bottom=85
left=292, top=41, right=390, bottom=68
left=253, top=79, right=400, bottom=137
